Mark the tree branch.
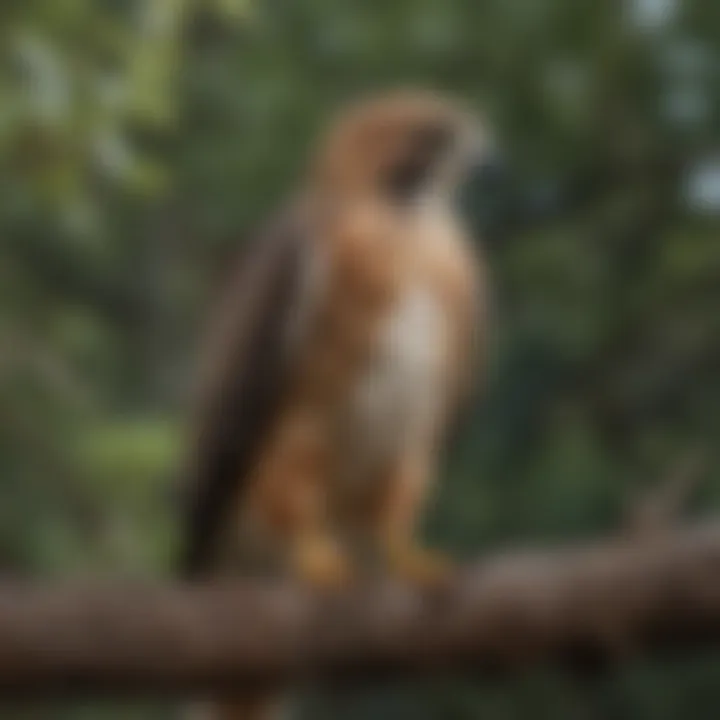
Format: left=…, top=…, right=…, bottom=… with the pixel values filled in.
left=1, top=522, right=720, bottom=697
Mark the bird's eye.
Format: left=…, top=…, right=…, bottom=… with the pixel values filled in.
left=383, top=122, right=454, bottom=201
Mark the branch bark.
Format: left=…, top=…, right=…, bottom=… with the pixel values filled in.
left=1, top=521, right=720, bottom=697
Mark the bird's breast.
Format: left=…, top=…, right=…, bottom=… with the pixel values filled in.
left=338, top=283, right=449, bottom=486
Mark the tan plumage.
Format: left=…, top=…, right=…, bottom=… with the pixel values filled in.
left=181, top=89, right=491, bottom=719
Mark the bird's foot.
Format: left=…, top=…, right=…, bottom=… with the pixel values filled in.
left=384, top=541, right=454, bottom=589
left=291, top=534, right=354, bottom=589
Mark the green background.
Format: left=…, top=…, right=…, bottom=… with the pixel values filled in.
left=0, top=0, right=719, bottom=717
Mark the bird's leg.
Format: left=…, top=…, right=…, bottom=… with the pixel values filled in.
left=257, top=481, right=354, bottom=588
left=370, top=451, right=453, bottom=587
left=285, top=474, right=354, bottom=590
left=289, top=524, right=354, bottom=588
left=263, top=469, right=355, bottom=588
left=248, top=411, right=356, bottom=589
left=290, top=473, right=356, bottom=589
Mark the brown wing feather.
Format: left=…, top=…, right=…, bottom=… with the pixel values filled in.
left=180, top=211, right=306, bottom=578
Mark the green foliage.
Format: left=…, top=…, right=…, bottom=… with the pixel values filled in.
left=0, top=0, right=719, bottom=717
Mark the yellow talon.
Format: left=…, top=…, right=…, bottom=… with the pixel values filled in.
left=291, top=535, right=355, bottom=589
left=384, top=541, right=454, bottom=588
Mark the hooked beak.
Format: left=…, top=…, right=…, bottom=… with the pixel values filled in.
left=467, top=146, right=508, bottom=190
left=457, top=143, right=510, bottom=235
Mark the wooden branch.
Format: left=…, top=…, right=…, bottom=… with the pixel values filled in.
left=2, top=522, right=720, bottom=697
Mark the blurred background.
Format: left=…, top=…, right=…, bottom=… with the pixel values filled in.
left=1, top=0, right=719, bottom=718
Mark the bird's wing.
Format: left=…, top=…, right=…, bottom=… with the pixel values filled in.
left=180, top=209, right=315, bottom=578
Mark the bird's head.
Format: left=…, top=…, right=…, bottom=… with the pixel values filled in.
left=310, top=89, right=503, bottom=209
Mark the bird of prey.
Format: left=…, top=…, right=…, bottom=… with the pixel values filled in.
left=181, top=89, right=494, bottom=720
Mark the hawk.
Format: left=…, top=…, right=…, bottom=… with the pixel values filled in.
left=181, top=89, right=494, bottom=719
